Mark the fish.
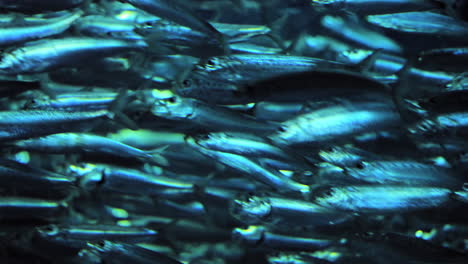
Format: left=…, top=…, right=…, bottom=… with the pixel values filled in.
left=178, top=69, right=391, bottom=104
left=76, top=163, right=194, bottom=196
left=0, top=109, right=111, bottom=141
left=366, top=11, right=468, bottom=38
left=314, top=185, right=454, bottom=213
left=0, top=10, right=83, bottom=47
left=34, top=224, right=158, bottom=249
left=0, top=158, right=75, bottom=199
left=191, top=54, right=347, bottom=82
left=80, top=240, right=183, bottom=264
left=10, top=133, right=168, bottom=166
left=150, top=94, right=279, bottom=133
left=0, top=37, right=148, bottom=74
left=193, top=132, right=291, bottom=160
left=125, top=0, right=225, bottom=47
left=233, top=225, right=334, bottom=250
left=0, top=0, right=84, bottom=12
left=341, top=160, right=462, bottom=187
left=230, top=196, right=352, bottom=227
left=310, top=0, right=443, bottom=15
left=321, top=14, right=403, bottom=53
left=269, top=100, right=401, bottom=146
left=0, top=196, right=67, bottom=220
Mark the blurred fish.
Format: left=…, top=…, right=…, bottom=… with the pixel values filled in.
left=310, top=0, right=443, bottom=15
left=0, top=37, right=148, bottom=74
left=230, top=196, right=352, bottom=227
left=269, top=100, right=401, bottom=146
left=233, top=225, right=334, bottom=251
left=186, top=137, right=310, bottom=195
left=0, top=0, right=84, bottom=12
left=125, top=0, right=225, bottom=47
left=79, top=240, right=182, bottom=264
left=367, top=11, right=468, bottom=38
left=314, top=185, right=454, bottom=213
left=0, top=196, right=67, bottom=221
left=0, top=109, right=111, bottom=141
left=34, top=224, right=158, bottom=249
left=0, top=10, right=82, bottom=46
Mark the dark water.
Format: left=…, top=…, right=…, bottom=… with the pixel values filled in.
left=0, top=1, right=467, bottom=263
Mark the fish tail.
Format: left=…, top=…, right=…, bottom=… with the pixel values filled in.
left=144, top=145, right=170, bottom=166
left=107, top=88, right=139, bottom=130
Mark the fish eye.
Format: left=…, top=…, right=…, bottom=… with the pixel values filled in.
left=355, top=162, right=365, bottom=169
left=182, top=79, right=191, bottom=87
left=278, top=126, right=286, bottom=132
left=167, top=97, right=176, bottom=103
left=197, top=134, right=210, bottom=141
left=428, top=97, right=437, bottom=105
left=322, top=188, right=334, bottom=197
left=96, top=241, right=106, bottom=248
left=206, top=59, right=215, bottom=66
left=40, top=225, right=58, bottom=234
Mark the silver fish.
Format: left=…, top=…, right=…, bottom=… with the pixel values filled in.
left=315, top=185, right=453, bottom=213
left=0, top=37, right=147, bottom=74
left=0, top=10, right=82, bottom=46
left=269, top=100, right=401, bottom=145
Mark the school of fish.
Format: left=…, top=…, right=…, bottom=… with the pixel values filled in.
left=0, top=0, right=467, bottom=263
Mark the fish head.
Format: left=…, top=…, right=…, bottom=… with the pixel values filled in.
left=0, top=52, right=20, bottom=74
left=151, top=95, right=195, bottom=120
left=268, top=123, right=298, bottom=146
left=232, top=226, right=265, bottom=245
left=22, top=94, right=52, bottom=109
left=193, top=132, right=229, bottom=148
left=86, top=240, right=118, bottom=253
left=35, top=224, right=62, bottom=240
left=194, top=57, right=225, bottom=72
left=230, top=196, right=272, bottom=224
left=314, top=187, right=349, bottom=209
left=176, top=73, right=244, bottom=104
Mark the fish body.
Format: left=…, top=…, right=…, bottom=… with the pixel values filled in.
left=0, top=0, right=84, bottom=12
left=25, top=91, right=121, bottom=111
left=0, top=10, right=82, bottom=46
left=192, top=54, right=346, bottom=82
left=12, top=133, right=168, bottom=166
left=151, top=95, right=279, bottom=133
left=233, top=225, right=333, bottom=250
left=82, top=240, right=182, bottom=264
left=79, top=165, right=193, bottom=196
left=125, top=0, right=223, bottom=43
left=343, top=160, right=461, bottom=187
left=179, top=70, right=391, bottom=104
left=315, top=186, right=453, bottom=213
left=187, top=137, right=310, bottom=194
left=269, top=101, right=400, bottom=145
left=321, top=15, right=402, bottom=53
left=194, top=132, right=290, bottom=160
left=35, top=224, right=158, bottom=249
left=367, top=11, right=468, bottom=37
left=231, top=196, right=351, bottom=227
left=0, top=37, right=147, bottom=74
left=311, top=0, right=442, bottom=15
left=0, top=109, right=109, bottom=141
left=0, top=197, right=66, bottom=220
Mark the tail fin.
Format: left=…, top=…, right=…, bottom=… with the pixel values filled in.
left=108, top=88, right=139, bottom=130
left=392, top=58, right=414, bottom=124
left=144, top=145, right=170, bottom=167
